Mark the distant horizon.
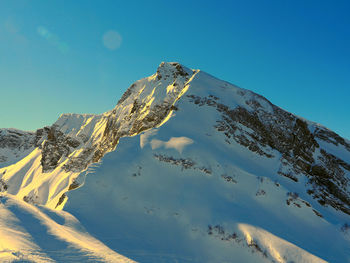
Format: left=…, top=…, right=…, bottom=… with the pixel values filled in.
left=1, top=1, right=349, bottom=139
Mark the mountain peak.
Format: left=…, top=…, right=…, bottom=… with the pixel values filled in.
left=156, top=61, right=195, bottom=81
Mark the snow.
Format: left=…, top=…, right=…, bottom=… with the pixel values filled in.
left=0, top=147, right=80, bottom=209
left=238, top=224, right=327, bottom=263
left=54, top=113, right=106, bottom=146
left=0, top=194, right=134, bottom=262
left=1, top=62, right=350, bottom=262
left=0, top=113, right=111, bottom=209
left=63, top=85, right=350, bottom=262
left=140, top=129, right=158, bottom=149
left=149, top=136, right=194, bottom=153
left=63, top=127, right=342, bottom=262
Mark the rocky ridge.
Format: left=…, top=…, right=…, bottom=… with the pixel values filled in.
left=0, top=62, right=197, bottom=208
left=186, top=91, right=350, bottom=215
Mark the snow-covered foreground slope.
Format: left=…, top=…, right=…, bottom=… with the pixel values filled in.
left=1, top=62, right=350, bottom=262
left=0, top=194, right=134, bottom=262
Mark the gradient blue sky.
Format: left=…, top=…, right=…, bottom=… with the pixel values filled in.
left=1, top=0, right=349, bottom=139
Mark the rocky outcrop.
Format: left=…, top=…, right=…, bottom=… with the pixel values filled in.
left=92, top=62, right=195, bottom=163
left=38, top=125, right=81, bottom=172
left=0, top=129, right=34, bottom=149
left=314, top=126, right=350, bottom=151
left=0, top=178, right=8, bottom=192
left=0, top=129, right=35, bottom=165
left=308, top=149, right=350, bottom=214
left=186, top=92, right=350, bottom=215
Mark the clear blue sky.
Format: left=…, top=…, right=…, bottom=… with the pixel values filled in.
left=1, top=0, right=349, bottom=139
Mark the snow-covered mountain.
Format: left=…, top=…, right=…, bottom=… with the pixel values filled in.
left=1, top=62, right=350, bottom=262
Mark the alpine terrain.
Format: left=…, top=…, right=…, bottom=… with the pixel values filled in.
left=1, top=62, right=350, bottom=263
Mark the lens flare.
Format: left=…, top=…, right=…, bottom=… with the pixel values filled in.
left=37, top=26, right=69, bottom=54
left=102, top=30, right=122, bottom=50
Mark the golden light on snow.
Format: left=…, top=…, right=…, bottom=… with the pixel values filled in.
left=0, top=196, right=135, bottom=262
left=237, top=224, right=326, bottom=263
left=102, top=30, right=122, bottom=50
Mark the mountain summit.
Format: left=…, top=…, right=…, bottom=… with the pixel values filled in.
left=1, top=62, right=349, bottom=262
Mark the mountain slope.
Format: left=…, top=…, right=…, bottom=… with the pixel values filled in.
left=1, top=62, right=350, bottom=262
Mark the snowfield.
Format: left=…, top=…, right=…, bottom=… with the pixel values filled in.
left=1, top=62, right=350, bottom=262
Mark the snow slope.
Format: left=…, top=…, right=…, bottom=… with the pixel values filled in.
left=1, top=62, right=350, bottom=262
left=0, top=194, right=134, bottom=262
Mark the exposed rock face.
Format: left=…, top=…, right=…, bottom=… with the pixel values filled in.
left=38, top=125, right=81, bottom=172
left=0, top=129, right=34, bottom=149
left=92, top=62, right=195, bottom=163
left=308, top=149, right=350, bottom=214
left=314, top=126, right=350, bottom=151
left=186, top=92, right=350, bottom=215
left=0, top=129, right=35, bottom=165
left=62, top=147, right=94, bottom=172
left=0, top=178, right=8, bottom=192
left=153, top=154, right=212, bottom=174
